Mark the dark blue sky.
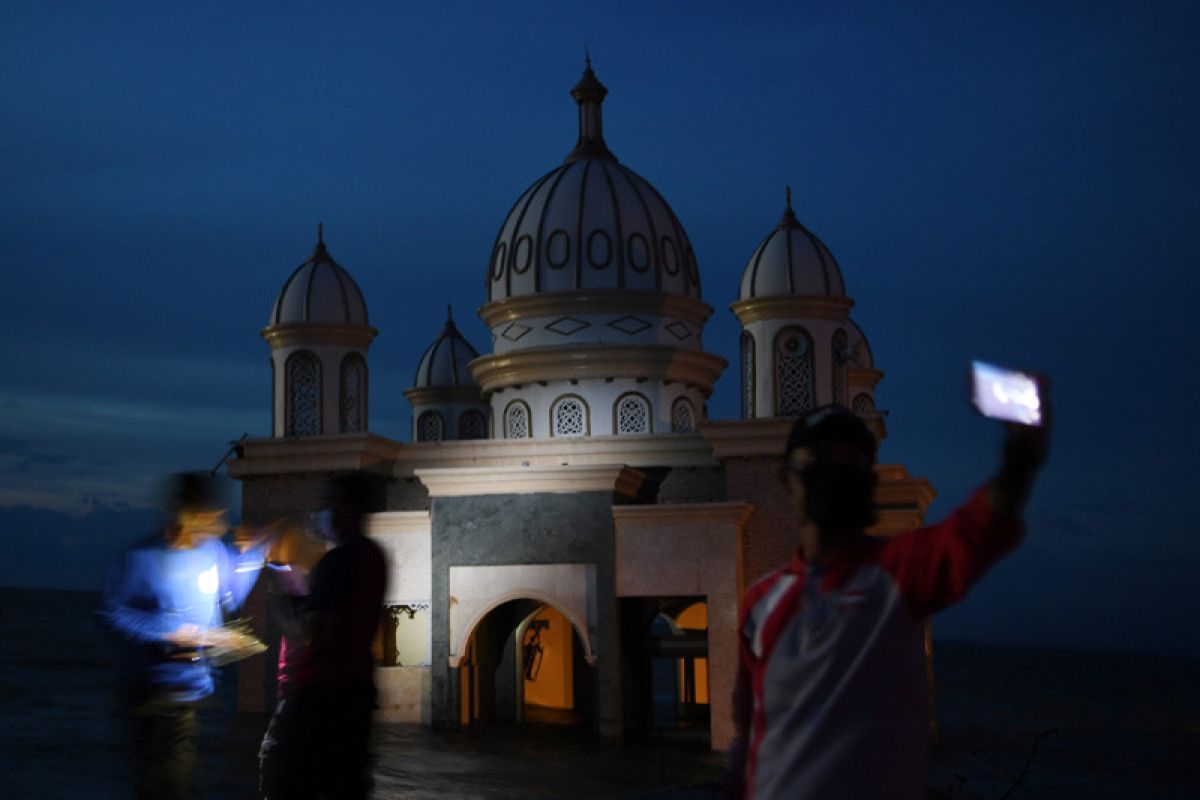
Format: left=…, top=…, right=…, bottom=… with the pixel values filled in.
left=2, top=2, right=1197, bottom=655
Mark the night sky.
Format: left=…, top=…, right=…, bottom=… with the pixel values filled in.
left=2, top=2, right=1197, bottom=656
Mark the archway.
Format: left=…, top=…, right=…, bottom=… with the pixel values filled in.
left=458, top=598, right=592, bottom=728
left=620, top=596, right=710, bottom=740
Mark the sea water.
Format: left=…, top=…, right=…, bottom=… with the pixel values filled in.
left=1, top=587, right=1195, bottom=799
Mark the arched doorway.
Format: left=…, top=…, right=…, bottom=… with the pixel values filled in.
left=620, top=596, right=710, bottom=740
left=458, top=599, right=592, bottom=727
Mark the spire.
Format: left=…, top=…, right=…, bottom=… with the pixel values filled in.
left=443, top=304, right=457, bottom=330
left=311, top=221, right=330, bottom=260
left=565, top=53, right=615, bottom=163
left=780, top=186, right=798, bottom=226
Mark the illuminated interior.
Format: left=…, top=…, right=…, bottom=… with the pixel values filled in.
left=521, top=605, right=574, bottom=712
left=674, top=601, right=709, bottom=706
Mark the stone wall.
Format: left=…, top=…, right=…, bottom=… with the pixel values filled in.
left=428, top=491, right=621, bottom=736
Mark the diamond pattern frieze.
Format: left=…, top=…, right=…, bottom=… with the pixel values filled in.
left=501, top=322, right=532, bottom=342
left=545, top=316, right=590, bottom=336
left=665, top=321, right=692, bottom=340
left=607, top=315, right=652, bottom=335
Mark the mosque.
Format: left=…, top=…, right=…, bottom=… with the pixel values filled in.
left=228, top=61, right=935, bottom=750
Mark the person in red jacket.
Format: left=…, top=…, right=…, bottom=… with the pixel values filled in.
left=728, top=401, right=1049, bottom=800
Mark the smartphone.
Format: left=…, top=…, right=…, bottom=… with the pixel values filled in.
left=971, top=360, right=1043, bottom=426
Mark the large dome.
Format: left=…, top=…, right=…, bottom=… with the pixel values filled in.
left=486, top=60, right=700, bottom=303
left=270, top=226, right=369, bottom=326
left=738, top=190, right=845, bottom=301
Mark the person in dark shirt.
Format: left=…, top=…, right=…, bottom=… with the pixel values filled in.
left=259, top=473, right=388, bottom=800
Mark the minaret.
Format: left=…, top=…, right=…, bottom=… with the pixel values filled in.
left=404, top=306, right=490, bottom=441
left=732, top=188, right=886, bottom=440
left=262, top=225, right=377, bottom=437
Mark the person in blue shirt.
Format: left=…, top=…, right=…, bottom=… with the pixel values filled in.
left=100, top=472, right=270, bottom=799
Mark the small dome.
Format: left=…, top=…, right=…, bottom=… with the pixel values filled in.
left=413, top=308, right=481, bottom=388
left=270, top=226, right=369, bottom=326
left=487, top=60, right=701, bottom=303
left=738, top=190, right=845, bottom=300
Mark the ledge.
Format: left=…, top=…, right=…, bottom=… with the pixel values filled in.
left=226, top=433, right=401, bottom=477
left=730, top=295, right=853, bottom=325
left=415, top=464, right=647, bottom=498
left=469, top=344, right=727, bottom=396
left=261, top=322, right=378, bottom=349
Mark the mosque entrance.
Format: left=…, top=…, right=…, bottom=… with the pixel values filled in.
left=620, top=597, right=710, bottom=740
left=458, top=599, right=592, bottom=727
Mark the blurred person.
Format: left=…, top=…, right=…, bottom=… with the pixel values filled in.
left=99, top=472, right=273, bottom=799
left=257, top=473, right=388, bottom=800
left=727, top=399, right=1050, bottom=800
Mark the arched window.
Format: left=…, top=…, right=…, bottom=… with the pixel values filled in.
left=775, top=326, right=815, bottom=417
left=504, top=401, right=530, bottom=439
left=551, top=395, right=588, bottom=437
left=852, top=393, right=875, bottom=415
left=340, top=353, right=367, bottom=433
left=671, top=397, right=696, bottom=433
left=416, top=410, right=444, bottom=442
left=614, top=393, right=650, bottom=435
left=832, top=330, right=848, bottom=408
left=740, top=331, right=755, bottom=419
left=285, top=351, right=320, bottom=436
left=458, top=409, right=487, bottom=440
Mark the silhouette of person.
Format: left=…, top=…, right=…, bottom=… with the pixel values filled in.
left=258, top=473, right=388, bottom=800
left=728, top=400, right=1050, bottom=799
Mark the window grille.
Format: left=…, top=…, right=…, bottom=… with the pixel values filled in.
left=340, top=355, right=366, bottom=433
left=832, top=330, right=848, bottom=408
left=775, top=328, right=815, bottom=416
left=504, top=402, right=529, bottom=439
left=417, top=410, right=444, bottom=442
left=458, top=409, right=487, bottom=440
left=741, top=332, right=755, bottom=419
left=286, top=352, right=320, bottom=436
left=553, top=397, right=586, bottom=437
left=671, top=397, right=696, bottom=433
left=616, top=394, right=650, bottom=435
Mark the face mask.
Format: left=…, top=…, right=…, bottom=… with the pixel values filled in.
left=800, top=461, right=878, bottom=531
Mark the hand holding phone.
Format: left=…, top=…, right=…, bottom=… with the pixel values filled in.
left=971, top=360, right=1043, bottom=426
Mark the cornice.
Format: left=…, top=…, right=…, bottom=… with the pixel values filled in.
left=469, top=345, right=727, bottom=396
left=612, top=501, right=753, bottom=528
left=700, top=418, right=795, bottom=459
left=730, top=295, right=853, bottom=325
left=847, top=368, right=884, bottom=389
left=226, top=433, right=401, bottom=477
left=415, top=464, right=647, bottom=498
left=478, top=290, right=714, bottom=328
left=392, top=432, right=718, bottom=473
left=402, top=385, right=485, bottom=405
left=261, top=323, right=378, bottom=350
left=365, top=511, right=432, bottom=536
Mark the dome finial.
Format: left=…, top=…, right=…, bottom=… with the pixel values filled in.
left=447, top=304, right=453, bottom=322
left=780, top=187, right=798, bottom=225
left=312, top=221, right=330, bottom=259
left=566, top=52, right=614, bottom=163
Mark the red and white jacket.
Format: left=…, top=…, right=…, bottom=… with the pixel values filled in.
left=732, top=486, right=1023, bottom=799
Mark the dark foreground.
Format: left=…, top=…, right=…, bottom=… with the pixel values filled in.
left=1, top=588, right=1197, bottom=798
